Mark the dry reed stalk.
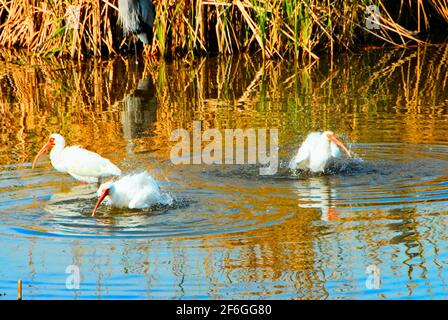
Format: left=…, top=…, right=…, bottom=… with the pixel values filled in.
left=1, top=0, right=448, bottom=59
left=428, top=0, right=448, bottom=23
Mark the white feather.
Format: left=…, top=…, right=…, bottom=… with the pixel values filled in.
left=48, top=134, right=121, bottom=183
left=98, top=171, right=173, bottom=210
left=289, top=131, right=346, bottom=173
left=289, top=132, right=320, bottom=170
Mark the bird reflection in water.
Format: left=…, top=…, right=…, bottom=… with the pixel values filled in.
left=121, top=76, right=157, bottom=144
left=293, top=177, right=340, bottom=221
left=42, top=183, right=98, bottom=217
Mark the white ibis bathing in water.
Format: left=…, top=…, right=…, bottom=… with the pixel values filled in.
left=32, top=133, right=121, bottom=183
left=91, top=171, right=173, bottom=216
left=289, top=131, right=352, bottom=173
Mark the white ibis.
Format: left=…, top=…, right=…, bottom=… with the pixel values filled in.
left=289, top=131, right=352, bottom=173
left=91, top=171, right=173, bottom=216
left=32, top=133, right=121, bottom=183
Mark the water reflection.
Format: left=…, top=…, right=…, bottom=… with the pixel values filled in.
left=1, top=45, right=448, bottom=299
left=43, top=183, right=97, bottom=215
left=121, top=76, right=157, bottom=141
left=294, top=177, right=339, bottom=221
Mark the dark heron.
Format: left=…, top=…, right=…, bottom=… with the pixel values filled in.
left=118, top=0, right=156, bottom=45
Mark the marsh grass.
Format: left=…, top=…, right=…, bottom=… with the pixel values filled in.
left=0, top=1, right=447, bottom=59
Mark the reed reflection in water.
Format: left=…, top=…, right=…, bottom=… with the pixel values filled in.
left=1, top=45, right=448, bottom=299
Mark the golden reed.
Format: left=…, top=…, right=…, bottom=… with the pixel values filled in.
left=0, top=1, right=447, bottom=60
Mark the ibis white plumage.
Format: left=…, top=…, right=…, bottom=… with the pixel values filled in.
left=289, top=131, right=352, bottom=173
left=91, top=171, right=173, bottom=216
left=32, top=133, right=121, bottom=183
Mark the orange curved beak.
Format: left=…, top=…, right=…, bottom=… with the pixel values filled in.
left=92, top=188, right=109, bottom=216
left=32, top=140, right=54, bottom=169
left=328, top=134, right=352, bottom=158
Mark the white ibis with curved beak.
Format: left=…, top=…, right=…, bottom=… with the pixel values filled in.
left=289, top=131, right=352, bottom=173
left=32, top=133, right=121, bottom=183
left=91, top=171, right=173, bottom=216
